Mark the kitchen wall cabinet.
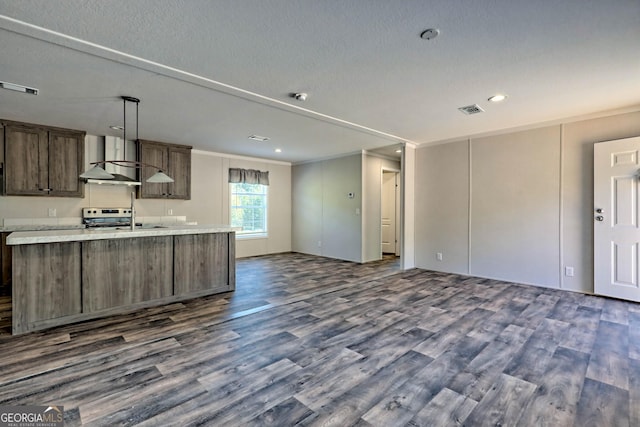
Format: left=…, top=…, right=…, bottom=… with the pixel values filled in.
left=138, top=139, right=191, bottom=199
left=2, top=120, right=85, bottom=197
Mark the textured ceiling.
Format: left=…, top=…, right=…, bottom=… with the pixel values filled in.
left=0, top=0, right=638, bottom=163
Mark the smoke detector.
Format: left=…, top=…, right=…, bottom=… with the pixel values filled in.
left=458, top=104, right=484, bottom=115
left=292, top=92, right=308, bottom=101
left=420, top=28, right=440, bottom=41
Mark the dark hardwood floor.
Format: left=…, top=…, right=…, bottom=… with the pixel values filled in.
left=0, top=252, right=638, bottom=426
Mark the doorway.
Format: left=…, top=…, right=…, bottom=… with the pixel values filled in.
left=594, top=136, right=640, bottom=301
left=382, top=170, right=400, bottom=256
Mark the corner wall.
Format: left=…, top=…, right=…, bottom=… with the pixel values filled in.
left=402, top=144, right=416, bottom=269
left=292, top=153, right=363, bottom=263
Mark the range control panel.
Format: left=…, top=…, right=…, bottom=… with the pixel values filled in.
left=82, top=207, right=132, bottom=219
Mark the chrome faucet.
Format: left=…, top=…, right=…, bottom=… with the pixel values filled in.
left=130, top=190, right=136, bottom=231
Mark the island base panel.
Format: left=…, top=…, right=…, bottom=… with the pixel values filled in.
left=12, top=242, right=81, bottom=334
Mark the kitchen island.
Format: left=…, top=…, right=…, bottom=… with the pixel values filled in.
left=7, top=225, right=237, bottom=334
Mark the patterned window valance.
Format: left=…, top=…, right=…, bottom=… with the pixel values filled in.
left=228, top=168, right=269, bottom=185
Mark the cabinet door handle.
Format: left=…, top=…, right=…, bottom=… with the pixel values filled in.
left=39, top=188, right=52, bottom=192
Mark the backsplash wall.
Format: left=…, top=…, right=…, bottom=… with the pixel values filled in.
left=1, top=151, right=188, bottom=223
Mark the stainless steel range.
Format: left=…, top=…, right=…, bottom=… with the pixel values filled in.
left=82, top=207, right=133, bottom=229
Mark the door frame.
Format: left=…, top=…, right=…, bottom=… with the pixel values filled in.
left=593, top=136, right=640, bottom=301
left=381, top=167, right=401, bottom=257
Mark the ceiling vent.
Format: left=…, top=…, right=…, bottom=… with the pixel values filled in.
left=248, top=135, right=270, bottom=142
left=0, top=81, right=38, bottom=95
left=458, top=104, right=484, bottom=115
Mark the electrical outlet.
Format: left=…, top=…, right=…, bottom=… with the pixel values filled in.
left=317, top=241, right=322, bottom=248
left=565, top=266, right=574, bottom=277
left=436, top=252, right=443, bottom=261
left=167, top=208, right=173, bottom=215
left=48, top=208, right=56, bottom=217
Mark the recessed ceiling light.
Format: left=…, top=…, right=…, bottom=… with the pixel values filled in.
left=420, top=28, right=440, bottom=41
left=275, top=148, right=282, bottom=153
left=109, top=125, right=124, bottom=130
left=248, top=135, right=270, bottom=142
left=395, top=149, right=402, bottom=153
left=488, top=94, right=507, bottom=103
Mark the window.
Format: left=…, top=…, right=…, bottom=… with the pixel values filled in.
left=230, top=182, right=268, bottom=236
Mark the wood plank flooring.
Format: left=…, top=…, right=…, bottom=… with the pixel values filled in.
left=0, top=252, right=638, bottom=426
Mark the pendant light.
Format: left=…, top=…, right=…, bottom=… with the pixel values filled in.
left=80, top=96, right=174, bottom=183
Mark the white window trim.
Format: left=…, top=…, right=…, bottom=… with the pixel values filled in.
left=236, top=233, right=268, bottom=240
left=230, top=182, right=268, bottom=237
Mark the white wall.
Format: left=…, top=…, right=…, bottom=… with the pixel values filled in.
left=415, top=140, right=469, bottom=274
left=292, top=153, right=363, bottom=263
left=291, top=160, right=323, bottom=256
left=470, top=127, right=560, bottom=286
left=0, top=135, right=292, bottom=259
left=415, top=109, right=640, bottom=293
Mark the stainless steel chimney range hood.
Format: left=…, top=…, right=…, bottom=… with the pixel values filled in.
left=84, top=135, right=142, bottom=186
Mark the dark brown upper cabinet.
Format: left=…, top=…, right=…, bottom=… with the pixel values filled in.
left=2, top=120, right=85, bottom=197
left=138, top=139, right=191, bottom=200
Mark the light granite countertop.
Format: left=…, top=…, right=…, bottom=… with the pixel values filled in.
left=0, top=224, right=86, bottom=232
left=7, top=224, right=240, bottom=245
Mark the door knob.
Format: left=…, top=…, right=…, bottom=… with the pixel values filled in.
left=595, top=208, right=604, bottom=214
left=595, top=215, right=604, bottom=221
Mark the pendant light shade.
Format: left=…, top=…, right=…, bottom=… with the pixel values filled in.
left=79, top=165, right=115, bottom=180
left=146, top=171, right=175, bottom=183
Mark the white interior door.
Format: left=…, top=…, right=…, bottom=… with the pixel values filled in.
left=594, top=136, right=640, bottom=301
left=382, top=171, right=397, bottom=254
